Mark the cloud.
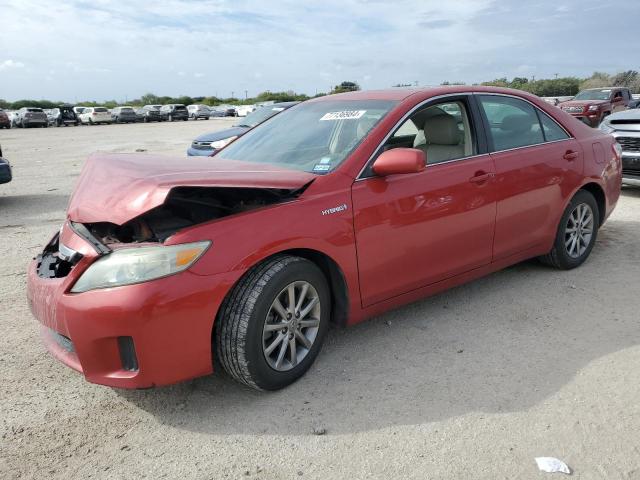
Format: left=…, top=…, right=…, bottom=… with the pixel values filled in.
left=0, top=0, right=639, bottom=101
left=0, top=59, right=25, bottom=71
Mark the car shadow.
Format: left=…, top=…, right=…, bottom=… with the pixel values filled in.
left=117, top=216, right=640, bottom=436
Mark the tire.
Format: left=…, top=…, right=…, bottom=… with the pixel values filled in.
left=215, top=255, right=330, bottom=391
left=89, top=119, right=93, bottom=125
left=539, top=190, right=599, bottom=270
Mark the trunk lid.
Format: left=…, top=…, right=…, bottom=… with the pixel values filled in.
left=67, top=153, right=316, bottom=225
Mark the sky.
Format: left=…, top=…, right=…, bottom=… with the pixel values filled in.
left=1, top=0, right=639, bottom=102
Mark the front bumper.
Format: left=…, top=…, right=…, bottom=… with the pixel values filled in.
left=612, top=131, right=640, bottom=182
left=565, top=112, right=600, bottom=127
left=187, top=145, right=217, bottom=157
left=26, top=225, right=237, bottom=388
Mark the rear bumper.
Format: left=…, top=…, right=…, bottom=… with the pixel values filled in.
left=23, top=119, right=47, bottom=126
left=113, top=116, right=137, bottom=123
left=26, top=230, right=239, bottom=388
left=0, top=162, right=12, bottom=184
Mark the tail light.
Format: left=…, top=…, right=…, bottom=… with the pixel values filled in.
left=92, top=112, right=97, bottom=116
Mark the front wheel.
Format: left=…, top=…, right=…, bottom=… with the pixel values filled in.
left=215, top=255, right=330, bottom=391
left=539, top=190, right=599, bottom=269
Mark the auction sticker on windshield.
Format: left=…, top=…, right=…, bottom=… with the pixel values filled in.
left=320, top=110, right=366, bottom=121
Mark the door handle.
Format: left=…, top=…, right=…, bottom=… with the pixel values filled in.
left=469, top=172, right=494, bottom=184
left=563, top=150, right=579, bottom=161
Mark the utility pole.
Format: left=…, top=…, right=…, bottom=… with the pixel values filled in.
left=554, top=73, right=559, bottom=79
left=231, top=91, right=234, bottom=99
left=245, top=90, right=248, bottom=100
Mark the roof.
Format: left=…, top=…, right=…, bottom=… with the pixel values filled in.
left=308, top=85, right=545, bottom=103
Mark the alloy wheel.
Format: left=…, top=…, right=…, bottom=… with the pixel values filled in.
left=262, top=281, right=321, bottom=372
left=564, top=203, right=594, bottom=258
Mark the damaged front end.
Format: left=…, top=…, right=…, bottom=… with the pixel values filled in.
left=79, top=184, right=310, bottom=246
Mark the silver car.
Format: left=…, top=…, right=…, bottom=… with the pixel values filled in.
left=601, top=109, right=640, bottom=186
left=15, top=107, right=48, bottom=128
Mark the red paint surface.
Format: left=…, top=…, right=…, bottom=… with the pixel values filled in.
left=27, top=86, right=622, bottom=388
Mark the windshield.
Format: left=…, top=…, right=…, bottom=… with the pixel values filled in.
left=120, top=107, right=134, bottom=112
left=94, top=107, right=108, bottom=112
left=574, top=90, right=611, bottom=101
left=217, top=99, right=396, bottom=174
left=27, top=108, right=43, bottom=112
left=236, top=105, right=289, bottom=128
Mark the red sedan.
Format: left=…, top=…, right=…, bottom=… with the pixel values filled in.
left=27, top=86, right=622, bottom=390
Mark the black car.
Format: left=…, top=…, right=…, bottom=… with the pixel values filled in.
left=0, top=145, right=12, bottom=185
left=111, top=106, right=138, bottom=124
left=160, top=104, right=188, bottom=122
left=137, top=105, right=164, bottom=122
left=48, top=105, right=79, bottom=127
left=187, top=102, right=299, bottom=156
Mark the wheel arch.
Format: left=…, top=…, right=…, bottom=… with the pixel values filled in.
left=579, top=181, right=606, bottom=226
left=212, top=248, right=349, bottom=340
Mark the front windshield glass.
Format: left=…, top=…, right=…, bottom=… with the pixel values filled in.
left=574, top=90, right=611, bottom=101
left=236, top=106, right=288, bottom=128
left=217, top=100, right=396, bottom=174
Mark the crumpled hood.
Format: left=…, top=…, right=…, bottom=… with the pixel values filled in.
left=194, top=126, right=249, bottom=143
left=560, top=99, right=608, bottom=109
left=67, top=153, right=316, bottom=225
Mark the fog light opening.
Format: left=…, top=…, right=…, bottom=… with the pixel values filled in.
left=117, top=336, right=139, bottom=372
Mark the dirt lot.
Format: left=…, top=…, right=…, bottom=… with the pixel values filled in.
left=1, top=121, right=639, bottom=479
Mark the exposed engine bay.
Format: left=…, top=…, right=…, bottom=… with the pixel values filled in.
left=84, top=185, right=308, bottom=245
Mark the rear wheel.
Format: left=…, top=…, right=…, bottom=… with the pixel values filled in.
left=215, top=255, right=330, bottom=390
left=539, top=190, right=599, bottom=269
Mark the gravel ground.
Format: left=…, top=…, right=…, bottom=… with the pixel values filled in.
left=1, top=121, right=639, bottom=479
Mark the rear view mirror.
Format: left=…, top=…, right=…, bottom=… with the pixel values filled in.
left=372, top=148, right=426, bottom=176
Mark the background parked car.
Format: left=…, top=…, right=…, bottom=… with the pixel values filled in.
left=187, top=104, right=211, bottom=120
left=137, top=105, right=164, bottom=122
left=187, top=101, right=299, bottom=156
left=111, top=106, right=138, bottom=124
left=0, top=144, right=12, bottom=185
left=559, top=87, right=632, bottom=127
left=600, top=109, right=640, bottom=186
left=160, top=104, right=188, bottom=122
left=15, top=107, right=48, bottom=128
left=0, top=109, right=10, bottom=129
left=73, top=106, right=86, bottom=118
left=235, top=105, right=256, bottom=117
left=48, top=105, right=79, bottom=127
left=79, top=107, right=112, bottom=125
left=208, top=107, right=226, bottom=117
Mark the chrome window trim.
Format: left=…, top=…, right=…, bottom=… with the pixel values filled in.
left=355, top=91, right=575, bottom=181
left=355, top=93, right=476, bottom=180
left=472, top=92, right=573, bottom=141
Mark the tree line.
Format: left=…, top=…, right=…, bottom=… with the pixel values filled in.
left=1, top=72, right=638, bottom=110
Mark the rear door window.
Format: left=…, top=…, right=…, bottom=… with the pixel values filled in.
left=477, top=95, right=544, bottom=151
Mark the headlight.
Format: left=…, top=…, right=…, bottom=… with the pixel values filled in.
left=588, top=105, right=599, bottom=112
left=210, top=136, right=238, bottom=150
left=599, top=122, right=614, bottom=134
left=71, top=241, right=210, bottom=293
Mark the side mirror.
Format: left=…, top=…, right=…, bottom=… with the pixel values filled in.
left=372, top=148, right=426, bottom=176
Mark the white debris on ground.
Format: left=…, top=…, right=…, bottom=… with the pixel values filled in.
left=535, top=457, right=571, bottom=474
